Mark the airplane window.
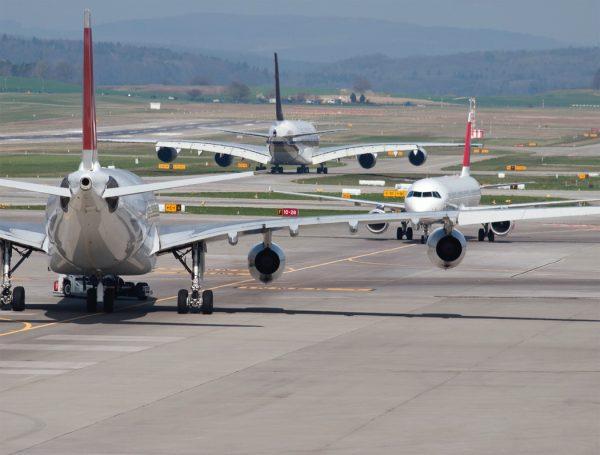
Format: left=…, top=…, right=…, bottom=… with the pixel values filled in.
left=423, top=192, right=432, bottom=198
left=433, top=192, right=441, bottom=198
left=407, top=191, right=414, bottom=198
left=412, top=191, right=422, bottom=197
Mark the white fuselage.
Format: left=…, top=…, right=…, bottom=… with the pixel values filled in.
left=404, top=175, right=481, bottom=213
left=268, top=120, right=319, bottom=165
left=45, top=166, right=159, bottom=276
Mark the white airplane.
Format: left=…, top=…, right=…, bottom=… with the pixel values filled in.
left=276, top=98, right=600, bottom=251
left=2, top=16, right=600, bottom=315
left=106, top=53, right=464, bottom=174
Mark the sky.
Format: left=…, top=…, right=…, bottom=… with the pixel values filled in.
left=1, top=0, right=599, bottom=46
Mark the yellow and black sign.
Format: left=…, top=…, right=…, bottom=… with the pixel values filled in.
left=157, top=163, right=187, bottom=170
left=236, top=161, right=250, bottom=169
left=158, top=163, right=170, bottom=170
left=383, top=189, right=407, bottom=198
left=165, top=203, right=182, bottom=213
left=506, top=165, right=527, bottom=171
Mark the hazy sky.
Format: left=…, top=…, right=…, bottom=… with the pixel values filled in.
left=2, top=0, right=599, bottom=45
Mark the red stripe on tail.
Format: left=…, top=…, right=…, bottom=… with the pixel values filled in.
left=463, top=115, right=472, bottom=168
left=82, top=10, right=96, bottom=152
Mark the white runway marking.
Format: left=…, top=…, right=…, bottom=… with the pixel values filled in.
left=0, top=343, right=147, bottom=352
left=0, top=361, right=95, bottom=369
left=38, top=335, right=184, bottom=343
left=0, top=369, right=70, bottom=375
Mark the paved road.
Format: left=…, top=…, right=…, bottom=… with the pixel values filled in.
left=0, top=211, right=599, bottom=454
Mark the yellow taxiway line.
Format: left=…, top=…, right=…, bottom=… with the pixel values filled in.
left=0, top=243, right=415, bottom=338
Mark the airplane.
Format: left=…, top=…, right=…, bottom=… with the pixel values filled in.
left=275, top=98, right=600, bottom=245
left=2, top=14, right=600, bottom=316
left=104, top=53, right=464, bottom=175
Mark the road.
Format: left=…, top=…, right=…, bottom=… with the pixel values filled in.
left=0, top=211, right=599, bottom=454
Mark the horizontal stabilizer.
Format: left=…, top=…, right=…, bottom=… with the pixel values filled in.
left=103, top=171, right=254, bottom=198
left=0, top=178, right=70, bottom=197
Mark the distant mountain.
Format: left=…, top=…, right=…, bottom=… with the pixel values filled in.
left=0, top=35, right=270, bottom=86
left=90, top=13, right=565, bottom=62
left=301, top=48, right=600, bottom=96
left=1, top=34, right=598, bottom=96
left=2, top=14, right=566, bottom=63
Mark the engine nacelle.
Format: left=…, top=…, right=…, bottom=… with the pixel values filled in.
left=490, top=220, right=514, bottom=237
left=248, top=242, right=286, bottom=283
left=366, top=208, right=389, bottom=234
left=357, top=153, right=377, bottom=169
left=408, top=148, right=427, bottom=166
left=427, top=227, right=467, bottom=269
left=156, top=146, right=179, bottom=163
left=214, top=153, right=233, bottom=167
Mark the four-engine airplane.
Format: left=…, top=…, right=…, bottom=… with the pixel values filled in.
left=106, top=53, right=464, bottom=174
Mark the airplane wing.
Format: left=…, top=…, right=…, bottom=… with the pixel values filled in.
left=0, top=221, right=46, bottom=251
left=156, top=204, right=600, bottom=254
left=463, top=198, right=600, bottom=211
left=311, top=142, right=462, bottom=165
left=0, top=178, right=70, bottom=197
left=272, top=190, right=405, bottom=210
left=101, top=138, right=271, bottom=165
left=480, top=182, right=533, bottom=189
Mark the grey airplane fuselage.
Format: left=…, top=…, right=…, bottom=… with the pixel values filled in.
left=268, top=120, right=319, bottom=165
left=45, top=166, right=159, bottom=276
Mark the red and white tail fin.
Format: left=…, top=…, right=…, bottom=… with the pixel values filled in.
left=460, top=97, right=475, bottom=177
left=81, top=9, right=98, bottom=171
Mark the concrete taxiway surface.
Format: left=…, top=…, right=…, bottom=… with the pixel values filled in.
left=0, top=211, right=599, bottom=454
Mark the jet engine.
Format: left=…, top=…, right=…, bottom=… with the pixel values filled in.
left=156, top=146, right=179, bottom=163
left=366, top=208, right=389, bottom=234
left=408, top=147, right=427, bottom=166
left=426, top=227, right=466, bottom=269
left=248, top=242, right=286, bottom=283
left=214, top=153, right=233, bottom=167
left=357, top=153, right=377, bottom=169
left=490, top=220, right=514, bottom=237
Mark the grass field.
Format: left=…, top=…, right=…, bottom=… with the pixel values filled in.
left=443, top=154, right=600, bottom=173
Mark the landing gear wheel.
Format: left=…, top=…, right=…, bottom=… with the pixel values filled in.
left=420, top=235, right=426, bottom=245
left=478, top=228, right=485, bottom=242
left=86, top=288, right=97, bottom=313
left=487, top=230, right=495, bottom=242
left=405, top=227, right=414, bottom=241
left=278, top=167, right=284, bottom=174
left=323, top=167, right=328, bottom=174
left=317, top=167, right=322, bottom=174
left=63, top=281, right=72, bottom=297
left=103, top=288, right=115, bottom=313
left=135, top=282, right=148, bottom=301
left=396, top=227, right=404, bottom=240
left=201, top=290, right=214, bottom=315
left=11, top=286, right=24, bottom=312
left=177, top=289, right=189, bottom=314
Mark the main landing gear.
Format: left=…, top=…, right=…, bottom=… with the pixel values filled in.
left=84, top=276, right=148, bottom=313
left=478, top=224, right=495, bottom=242
left=420, top=225, right=429, bottom=245
left=316, top=164, right=328, bottom=174
left=296, top=165, right=310, bottom=174
left=396, top=223, right=413, bottom=240
left=255, top=164, right=267, bottom=171
left=270, top=165, right=284, bottom=174
left=0, top=241, right=32, bottom=312
left=173, top=241, right=213, bottom=314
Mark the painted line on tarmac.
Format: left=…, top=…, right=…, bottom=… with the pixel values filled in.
left=0, top=244, right=414, bottom=338
left=236, top=285, right=373, bottom=292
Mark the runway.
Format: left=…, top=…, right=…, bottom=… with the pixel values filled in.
left=0, top=211, right=599, bottom=454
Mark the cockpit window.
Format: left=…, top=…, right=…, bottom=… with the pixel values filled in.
left=407, top=191, right=414, bottom=198
left=412, top=191, right=422, bottom=197
left=422, top=192, right=432, bottom=198
left=433, top=192, right=441, bottom=198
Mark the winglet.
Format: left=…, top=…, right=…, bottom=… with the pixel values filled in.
left=461, top=98, right=475, bottom=177
left=274, top=53, right=284, bottom=122
left=82, top=9, right=98, bottom=171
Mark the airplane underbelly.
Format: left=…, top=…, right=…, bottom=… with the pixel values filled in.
left=270, top=143, right=312, bottom=165
left=47, top=199, right=156, bottom=275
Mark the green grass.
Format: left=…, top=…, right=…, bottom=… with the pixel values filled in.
left=184, top=206, right=357, bottom=217
left=422, top=90, right=600, bottom=108
left=0, top=76, right=79, bottom=93
left=444, top=154, right=600, bottom=172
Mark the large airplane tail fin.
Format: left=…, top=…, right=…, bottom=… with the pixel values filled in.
left=81, top=9, right=98, bottom=171
left=460, top=98, right=475, bottom=177
left=274, top=53, right=284, bottom=122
